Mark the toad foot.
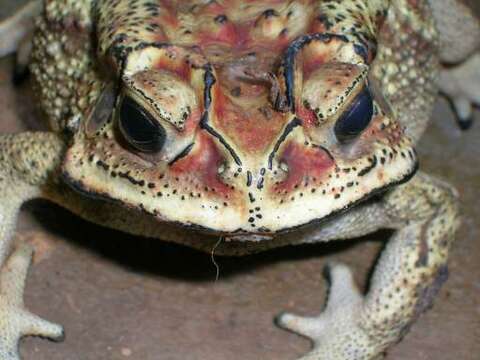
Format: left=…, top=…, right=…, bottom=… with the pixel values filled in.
left=439, top=53, right=480, bottom=130
left=0, top=244, right=64, bottom=360
left=277, top=263, right=378, bottom=360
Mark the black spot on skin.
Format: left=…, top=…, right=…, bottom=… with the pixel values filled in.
left=257, top=177, right=264, bottom=189
left=118, top=171, right=145, bottom=186
left=262, top=9, right=279, bottom=18
left=96, top=160, right=110, bottom=171
left=358, top=156, right=378, bottom=177
left=316, top=14, right=333, bottom=29
left=214, top=14, right=228, bottom=24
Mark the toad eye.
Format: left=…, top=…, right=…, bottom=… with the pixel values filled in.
left=118, top=96, right=166, bottom=153
left=334, top=87, right=373, bottom=143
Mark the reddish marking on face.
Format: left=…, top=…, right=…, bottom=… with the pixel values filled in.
left=153, top=28, right=168, bottom=43
left=159, top=0, right=178, bottom=26
left=183, top=108, right=203, bottom=134
left=162, top=13, right=179, bottom=28
left=170, top=132, right=232, bottom=197
left=308, top=20, right=328, bottom=35
left=203, top=0, right=225, bottom=13
left=385, top=123, right=404, bottom=145
left=198, top=21, right=253, bottom=49
left=154, top=57, right=192, bottom=82
left=276, top=30, right=292, bottom=50
left=273, top=142, right=334, bottom=193
left=302, top=54, right=327, bottom=79
left=211, top=87, right=286, bottom=154
left=296, top=101, right=318, bottom=128
left=362, top=116, right=404, bottom=146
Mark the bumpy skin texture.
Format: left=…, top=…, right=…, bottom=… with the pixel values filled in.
left=0, top=133, right=65, bottom=359
left=0, top=0, right=477, bottom=359
left=60, top=0, right=418, bottom=234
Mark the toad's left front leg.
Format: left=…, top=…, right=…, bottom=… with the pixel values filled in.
left=278, top=173, right=460, bottom=359
left=0, top=132, right=65, bottom=359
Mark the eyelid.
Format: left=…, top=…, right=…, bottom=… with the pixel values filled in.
left=300, top=62, right=369, bottom=125
left=85, top=84, right=116, bottom=138
left=122, top=71, right=198, bottom=131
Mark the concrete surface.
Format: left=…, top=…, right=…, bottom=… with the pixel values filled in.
left=0, top=1, right=479, bottom=359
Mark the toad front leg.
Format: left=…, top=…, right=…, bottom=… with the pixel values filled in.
left=0, top=132, right=65, bottom=359
left=277, top=173, right=460, bottom=359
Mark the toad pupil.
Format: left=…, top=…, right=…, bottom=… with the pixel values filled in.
left=118, top=96, right=167, bottom=153
left=334, top=87, right=374, bottom=143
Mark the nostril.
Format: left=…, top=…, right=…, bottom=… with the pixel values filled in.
left=279, top=161, right=289, bottom=173
left=217, top=162, right=226, bottom=175
left=216, top=161, right=242, bottom=185
left=267, top=162, right=290, bottom=186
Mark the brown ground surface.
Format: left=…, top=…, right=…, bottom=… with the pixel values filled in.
left=0, top=2, right=479, bottom=360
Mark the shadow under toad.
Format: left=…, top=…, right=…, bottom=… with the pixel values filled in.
left=23, top=199, right=388, bottom=285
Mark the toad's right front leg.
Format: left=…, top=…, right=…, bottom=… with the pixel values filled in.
left=277, top=172, right=460, bottom=359
left=0, top=132, right=65, bottom=359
